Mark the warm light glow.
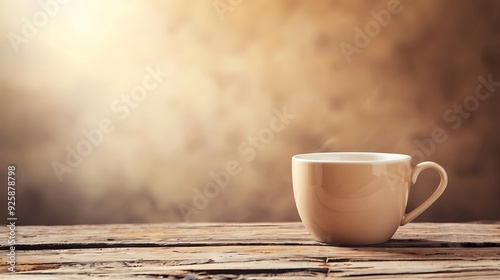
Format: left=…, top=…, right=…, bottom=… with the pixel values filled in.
left=0, top=0, right=499, bottom=224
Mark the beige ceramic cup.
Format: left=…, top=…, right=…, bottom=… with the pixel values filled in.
left=292, top=152, right=447, bottom=245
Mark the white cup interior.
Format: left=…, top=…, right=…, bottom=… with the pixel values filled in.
left=292, top=152, right=410, bottom=163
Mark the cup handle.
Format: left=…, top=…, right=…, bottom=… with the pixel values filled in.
left=400, top=161, right=448, bottom=226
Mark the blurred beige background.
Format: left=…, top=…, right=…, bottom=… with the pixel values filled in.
left=0, top=0, right=499, bottom=225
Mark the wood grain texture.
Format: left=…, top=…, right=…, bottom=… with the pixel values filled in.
left=1, top=222, right=499, bottom=279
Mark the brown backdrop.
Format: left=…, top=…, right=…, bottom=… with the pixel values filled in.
left=0, top=0, right=499, bottom=225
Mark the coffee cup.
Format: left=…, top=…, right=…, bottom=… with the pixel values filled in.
left=292, top=152, right=447, bottom=245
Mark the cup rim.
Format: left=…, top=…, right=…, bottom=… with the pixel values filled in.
left=292, top=152, right=411, bottom=163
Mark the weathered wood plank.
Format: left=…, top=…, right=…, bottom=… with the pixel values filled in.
left=1, top=223, right=499, bottom=249
left=5, top=246, right=499, bottom=276
left=2, top=270, right=499, bottom=280
left=0, top=222, right=498, bottom=278
left=6, top=258, right=500, bottom=278
left=12, top=246, right=500, bottom=265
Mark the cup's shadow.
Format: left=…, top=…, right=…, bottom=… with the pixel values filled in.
left=319, top=238, right=500, bottom=265
left=333, top=238, right=498, bottom=248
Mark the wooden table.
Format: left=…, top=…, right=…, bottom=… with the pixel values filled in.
left=1, top=222, right=499, bottom=279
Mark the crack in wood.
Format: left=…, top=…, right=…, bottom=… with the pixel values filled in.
left=339, top=268, right=500, bottom=278
left=2, top=240, right=498, bottom=251
left=0, top=242, right=313, bottom=251
left=162, top=267, right=330, bottom=276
